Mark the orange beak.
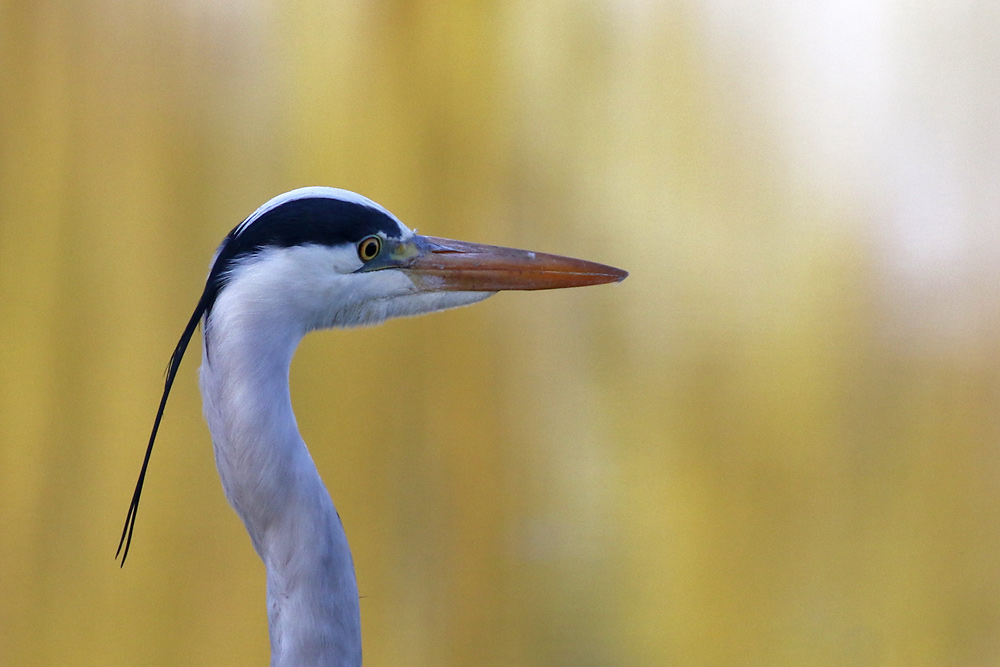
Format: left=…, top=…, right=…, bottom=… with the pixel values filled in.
left=399, top=235, right=627, bottom=291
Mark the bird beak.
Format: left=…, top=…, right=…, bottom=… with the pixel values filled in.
left=397, top=235, right=628, bottom=291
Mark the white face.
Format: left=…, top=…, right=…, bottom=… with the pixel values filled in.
left=211, top=242, right=494, bottom=335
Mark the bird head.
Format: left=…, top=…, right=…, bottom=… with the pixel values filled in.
left=201, top=186, right=627, bottom=336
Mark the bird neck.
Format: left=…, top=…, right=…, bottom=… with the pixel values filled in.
left=199, top=307, right=362, bottom=667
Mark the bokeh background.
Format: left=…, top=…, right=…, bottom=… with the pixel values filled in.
left=2, top=1, right=1000, bottom=665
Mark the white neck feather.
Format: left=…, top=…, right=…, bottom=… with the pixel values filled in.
left=192, top=240, right=495, bottom=666
left=199, top=290, right=362, bottom=667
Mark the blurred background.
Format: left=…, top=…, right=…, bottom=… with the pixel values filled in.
left=2, top=1, right=999, bottom=665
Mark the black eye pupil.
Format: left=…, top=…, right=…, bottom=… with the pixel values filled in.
left=360, top=238, right=380, bottom=260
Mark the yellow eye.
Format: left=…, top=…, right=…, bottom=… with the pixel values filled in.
left=357, top=235, right=382, bottom=262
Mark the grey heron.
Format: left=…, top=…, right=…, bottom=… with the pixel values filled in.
left=117, top=186, right=627, bottom=666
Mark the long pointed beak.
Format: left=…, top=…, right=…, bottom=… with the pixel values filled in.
left=400, top=235, right=628, bottom=291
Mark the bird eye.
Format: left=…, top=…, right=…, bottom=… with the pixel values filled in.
left=357, top=236, right=382, bottom=262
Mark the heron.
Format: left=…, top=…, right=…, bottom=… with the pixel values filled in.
left=117, top=186, right=627, bottom=666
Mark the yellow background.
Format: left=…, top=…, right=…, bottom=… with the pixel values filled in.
left=2, top=1, right=999, bottom=665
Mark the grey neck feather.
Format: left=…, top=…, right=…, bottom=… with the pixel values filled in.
left=199, top=302, right=362, bottom=667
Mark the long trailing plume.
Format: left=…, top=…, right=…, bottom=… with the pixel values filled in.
left=115, top=295, right=207, bottom=565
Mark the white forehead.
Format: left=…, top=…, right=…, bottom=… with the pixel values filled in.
left=233, top=186, right=410, bottom=238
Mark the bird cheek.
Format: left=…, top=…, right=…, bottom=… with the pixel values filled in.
left=403, top=271, right=446, bottom=293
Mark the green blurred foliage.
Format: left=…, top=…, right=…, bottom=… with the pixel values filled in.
left=2, top=1, right=999, bottom=665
